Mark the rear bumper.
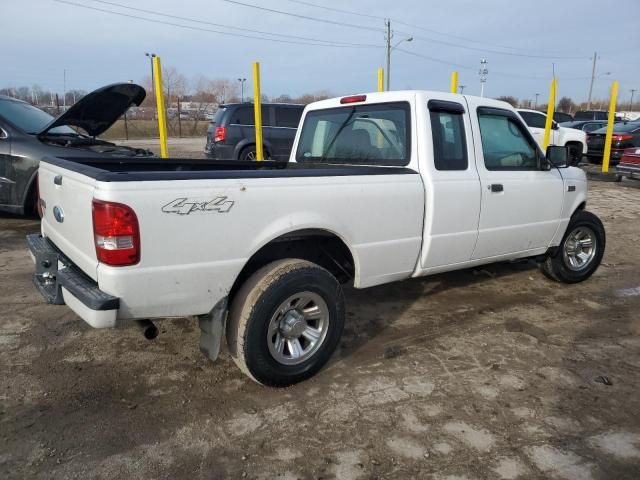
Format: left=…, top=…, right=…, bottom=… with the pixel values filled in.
left=617, top=162, right=640, bottom=179
left=27, top=234, right=119, bottom=328
left=204, top=143, right=237, bottom=160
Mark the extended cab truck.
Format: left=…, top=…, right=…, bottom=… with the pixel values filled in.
left=28, top=91, right=606, bottom=387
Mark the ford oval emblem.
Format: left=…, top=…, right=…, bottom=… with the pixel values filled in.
left=53, top=206, right=64, bottom=223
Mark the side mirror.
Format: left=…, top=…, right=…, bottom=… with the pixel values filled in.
left=551, top=121, right=559, bottom=130
left=546, top=145, right=569, bottom=168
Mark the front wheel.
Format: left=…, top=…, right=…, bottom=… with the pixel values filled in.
left=540, top=210, right=605, bottom=283
left=226, top=259, right=345, bottom=387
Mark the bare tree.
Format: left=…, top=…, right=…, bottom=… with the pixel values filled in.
left=496, top=95, right=519, bottom=107
left=557, top=96, right=576, bottom=114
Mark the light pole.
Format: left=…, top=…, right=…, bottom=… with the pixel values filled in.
left=238, top=78, right=246, bottom=102
left=384, top=19, right=412, bottom=91
left=459, top=85, right=466, bottom=94
left=534, top=93, right=541, bottom=109
left=630, top=89, right=636, bottom=111
left=479, top=59, right=488, bottom=98
left=145, top=52, right=156, bottom=99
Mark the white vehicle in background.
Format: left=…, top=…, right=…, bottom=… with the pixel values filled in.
left=517, top=109, right=587, bottom=163
left=29, top=91, right=605, bottom=387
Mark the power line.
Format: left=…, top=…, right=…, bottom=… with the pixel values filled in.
left=219, top=0, right=383, bottom=32
left=86, top=0, right=378, bottom=47
left=281, top=0, right=585, bottom=60
left=53, top=0, right=381, bottom=48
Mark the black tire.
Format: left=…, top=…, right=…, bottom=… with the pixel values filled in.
left=540, top=210, right=605, bottom=283
left=239, top=145, right=269, bottom=161
left=226, top=259, right=345, bottom=387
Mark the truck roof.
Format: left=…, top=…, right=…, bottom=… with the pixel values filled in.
left=305, top=90, right=515, bottom=112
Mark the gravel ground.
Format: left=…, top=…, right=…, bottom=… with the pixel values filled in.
left=117, top=137, right=207, bottom=158
left=1, top=180, right=639, bottom=479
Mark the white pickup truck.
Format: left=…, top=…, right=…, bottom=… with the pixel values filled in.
left=28, top=91, right=605, bottom=386
left=517, top=108, right=587, bottom=162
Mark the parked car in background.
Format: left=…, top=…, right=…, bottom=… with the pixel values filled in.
left=204, top=103, right=304, bottom=161
left=587, top=122, right=640, bottom=164
left=517, top=109, right=586, bottom=162
left=574, top=110, right=622, bottom=121
left=616, top=147, right=640, bottom=180
left=553, top=112, right=573, bottom=123
left=559, top=120, right=608, bottom=133
left=0, top=83, right=153, bottom=215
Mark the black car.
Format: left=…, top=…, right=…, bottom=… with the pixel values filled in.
left=586, top=122, right=640, bottom=164
left=0, top=83, right=152, bottom=215
left=574, top=110, right=623, bottom=121
left=204, top=103, right=304, bottom=161
left=559, top=120, right=608, bottom=133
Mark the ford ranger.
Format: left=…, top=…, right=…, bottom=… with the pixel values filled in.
left=27, top=91, right=605, bottom=386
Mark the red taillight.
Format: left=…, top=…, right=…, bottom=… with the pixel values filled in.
left=612, top=134, right=634, bottom=142
left=92, top=199, right=140, bottom=266
left=340, top=95, right=367, bottom=104
left=214, top=126, right=227, bottom=142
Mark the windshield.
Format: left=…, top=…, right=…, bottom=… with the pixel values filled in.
left=0, top=99, right=76, bottom=134
left=295, top=102, right=410, bottom=166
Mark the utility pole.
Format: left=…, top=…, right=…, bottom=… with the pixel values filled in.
left=458, top=85, right=466, bottom=94
left=238, top=78, right=246, bottom=102
left=385, top=19, right=392, bottom=91
left=145, top=52, right=156, bottom=100
left=534, top=93, right=541, bottom=109
left=630, top=89, right=636, bottom=111
left=479, top=59, right=488, bottom=98
left=587, top=51, right=597, bottom=110
left=63, top=69, right=67, bottom=110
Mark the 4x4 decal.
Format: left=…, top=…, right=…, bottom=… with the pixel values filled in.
left=162, top=197, right=234, bottom=215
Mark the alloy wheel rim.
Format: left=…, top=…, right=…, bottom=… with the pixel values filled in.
left=562, top=226, right=597, bottom=271
left=267, top=292, right=329, bottom=365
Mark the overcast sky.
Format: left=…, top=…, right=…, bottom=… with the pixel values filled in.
left=4, top=0, right=638, bottom=104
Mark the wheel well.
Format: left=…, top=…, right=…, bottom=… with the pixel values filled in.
left=228, top=229, right=355, bottom=305
left=238, top=143, right=271, bottom=160
left=574, top=201, right=586, bottom=214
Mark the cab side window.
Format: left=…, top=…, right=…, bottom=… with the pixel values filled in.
left=429, top=103, right=468, bottom=171
left=519, top=111, right=547, bottom=129
left=478, top=110, right=540, bottom=170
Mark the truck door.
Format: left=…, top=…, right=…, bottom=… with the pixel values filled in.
left=469, top=104, right=564, bottom=259
left=421, top=100, right=481, bottom=269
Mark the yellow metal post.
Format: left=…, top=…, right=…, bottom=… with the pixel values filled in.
left=252, top=62, right=264, bottom=161
left=152, top=56, right=169, bottom=158
left=377, top=68, right=384, bottom=92
left=450, top=71, right=458, bottom=94
left=602, top=80, right=619, bottom=173
left=542, top=78, right=557, bottom=151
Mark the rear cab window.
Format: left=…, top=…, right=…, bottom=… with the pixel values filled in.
left=295, top=102, right=410, bottom=166
left=428, top=100, right=468, bottom=171
left=519, top=111, right=547, bottom=129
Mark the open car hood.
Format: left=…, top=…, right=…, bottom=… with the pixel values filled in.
left=39, top=83, right=146, bottom=137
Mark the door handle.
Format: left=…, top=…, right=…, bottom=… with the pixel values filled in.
left=489, top=184, right=504, bottom=192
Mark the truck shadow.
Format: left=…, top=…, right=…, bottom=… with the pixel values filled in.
left=335, top=259, right=541, bottom=363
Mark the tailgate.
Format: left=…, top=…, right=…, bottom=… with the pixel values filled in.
left=39, top=160, right=99, bottom=281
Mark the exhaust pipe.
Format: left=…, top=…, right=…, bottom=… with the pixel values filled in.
left=135, top=319, right=158, bottom=340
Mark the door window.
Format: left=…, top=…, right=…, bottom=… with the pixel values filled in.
left=478, top=111, right=540, bottom=170
left=430, top=110, right=467, bottom=170
left=519, top=111, right=547, bottom=129
left=275, top=107, right=302, bottom=128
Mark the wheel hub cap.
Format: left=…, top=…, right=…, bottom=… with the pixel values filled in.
left=267, top=291, right=330, bottom=366
left=563, top=226, right=597, bottom=271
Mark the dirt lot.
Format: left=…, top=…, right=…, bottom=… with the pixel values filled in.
left=1, top=180, right=639, bottom=480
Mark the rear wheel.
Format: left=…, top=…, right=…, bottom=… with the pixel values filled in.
left=226, top=259, right=345, bottom=387
left=540, top=210, right=605, bottom=283
left=239, top=145, right=269, bottom=161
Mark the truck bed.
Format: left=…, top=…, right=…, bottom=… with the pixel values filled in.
left=42, top=156, right=415, bottom=182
